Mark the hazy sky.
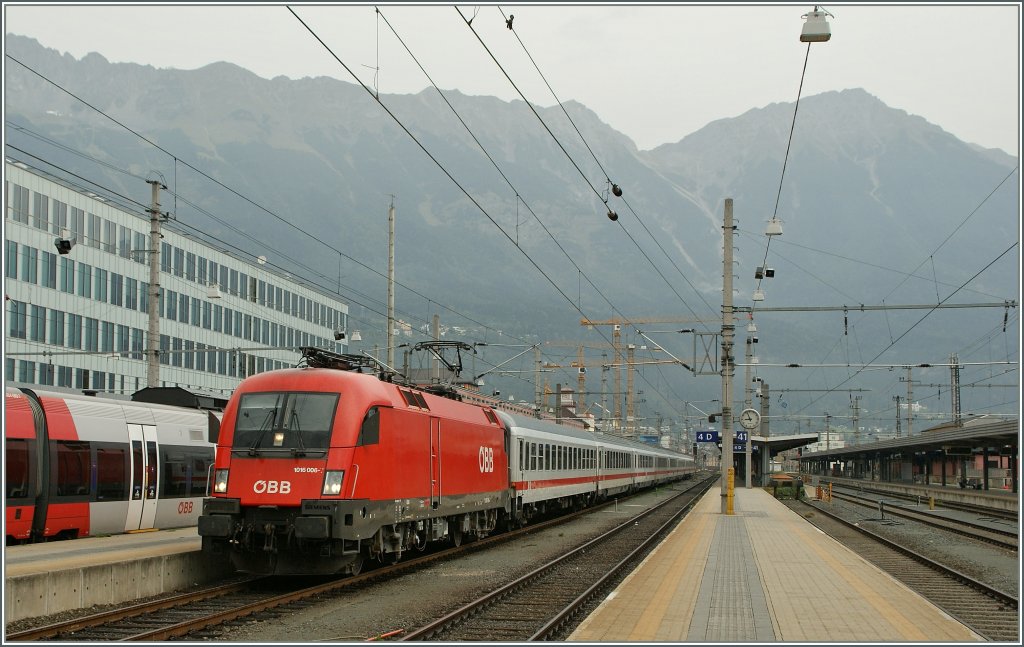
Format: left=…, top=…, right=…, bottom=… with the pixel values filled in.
left=3, top=2, right=1021, bottom=156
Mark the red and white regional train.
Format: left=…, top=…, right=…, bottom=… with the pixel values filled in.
left=4, top=385, right=220, bottom=545
left=198, top=347, right=697, bottom=575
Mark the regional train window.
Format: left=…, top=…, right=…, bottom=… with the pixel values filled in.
left=5, top=438, right=31, bottom=499
left=161, top=449, right=189, bottom=497
left=190, top=452, right=213, bottom=497
left=234, top=392, right=339, bottom=453
left=95, top=445, right=128, bottom=501
left=54, top=441, right=90, bottom=497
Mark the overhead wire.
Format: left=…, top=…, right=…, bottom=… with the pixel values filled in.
left=458, top=6, right=717, bottom=328
left=368, top=5, right=697, bottom=421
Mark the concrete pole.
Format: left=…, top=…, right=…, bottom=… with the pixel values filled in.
left=720, top=198, right=736, bottom=514
left=387, top=199, right=396, bottom=368
left=906, top=366, right=913, bottom=437
left=145, top=179, right=164, bottom=388
left=744, top=339, right=752, bottom=489
left=626, top=343, right=636, bottom=437
left=534, top=346, right=542, bottom=412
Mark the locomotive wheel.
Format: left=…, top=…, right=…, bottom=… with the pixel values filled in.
left=450, top=525, right=463, bottom=547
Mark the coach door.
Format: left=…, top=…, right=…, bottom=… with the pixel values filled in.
left=125, top=424, right=159, bottom=531
left=429, top=417, right=441, bottom=509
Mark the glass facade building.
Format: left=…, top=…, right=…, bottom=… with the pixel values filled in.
left=4, top=159, right=350, bottom=395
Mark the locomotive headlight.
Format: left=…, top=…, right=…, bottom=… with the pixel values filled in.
left=322, top=470, right=345, bottom=496
left=213, top=469, right=230, bottom=494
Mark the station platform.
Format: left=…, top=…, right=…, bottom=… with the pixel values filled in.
left=3, top=528, right=233, bottom=623
left=568, top=485, right=983, bottom=642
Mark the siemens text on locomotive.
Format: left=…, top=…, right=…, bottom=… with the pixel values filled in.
left=4, top=385, right=220, bottom=544
left=198, top=346, right=696, bottom=575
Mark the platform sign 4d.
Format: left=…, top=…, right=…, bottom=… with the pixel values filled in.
left=695, top=430, right=720, bottom=442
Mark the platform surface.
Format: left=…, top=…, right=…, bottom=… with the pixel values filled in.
left=569, top=486, right=983, bottom=642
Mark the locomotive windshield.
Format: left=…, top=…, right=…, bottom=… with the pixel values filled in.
left=233, top=392, right=338, bottom=456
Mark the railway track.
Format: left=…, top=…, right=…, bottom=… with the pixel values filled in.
left=7, top=477, right=712, bottom=641
left=827, top=481, right=1018, bottom=522
left=827, top=489, right=1018, bottom=550
left=401, top=476, right=718, bottom=641
left=792, top=498, right=1018, bottom=642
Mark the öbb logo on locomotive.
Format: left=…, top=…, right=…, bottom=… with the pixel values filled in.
left=479, top=446, right=495, bottom=473
left=253, top=480, right=292, bottom=494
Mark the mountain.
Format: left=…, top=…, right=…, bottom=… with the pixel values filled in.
left=4, top=34, right=1019, bottom=422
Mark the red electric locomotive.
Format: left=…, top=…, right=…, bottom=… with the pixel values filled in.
left=198, top=347, right=510, bottom=575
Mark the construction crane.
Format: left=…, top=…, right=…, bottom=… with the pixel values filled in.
left=580, top=317, right=711, bottom=436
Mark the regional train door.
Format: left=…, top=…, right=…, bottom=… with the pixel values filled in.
left=429, top=417, right=441, bottom=509
left=125, top=424, right=159, bottom=531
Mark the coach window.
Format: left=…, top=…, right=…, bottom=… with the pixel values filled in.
left=55, top=441, right=91, bottom=497
left=358, top=407, right=380, bottom=446
left=95, top=445, right=128, bottom=501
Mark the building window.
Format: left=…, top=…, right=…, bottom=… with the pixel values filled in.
left=116, top=225, right=131, bottom=259
left=21, top=246, right=37, bottom=284
left=88, top=213, right=102, bottom=249
left=159, top=335, right=170, bottom=365
left=117, top=324, right=129, bottom=354
left=196, top=343, right=206, bottom=372
left=197, top=256, right=207, bottom=284
left=51, top=200, right=67, bottom=235
left=101, top=321, right=114, bottom=352
left=165, top=289, right=177, bottom=321
left=110, top=273, right=123, bottom=307
left=185, top=252, right=196, bottom=281
left=84, top=317, right=99, bottom=352
left=41, top=250, right=56, bottom=289
left=67, top=314, right=83, bottom=349
left=191, top=297, right=200, bottom=326
left=5, top=240, right=17, bottom=279
left=132, top=231, right=145, bottom=262
left=9, top=183, right=29, bottom=223
left=184, top=340, right=194, bottom=369
left=179, top=293, right=189, bottom=323
left=105, top=219, right=118, bottom=254
left=140, top=281, right=148, bottom=312
left=202, top=301, right=211, bottom=329
left=94, top=268, right=108, bottom=302
left=125, top=277, right=137, bottom=310
left=171, top=337, right=183, bottom=367
left=59, top=256, right=74, bottom=293
left=8, top=300, right=27, bottom=339
left=33, top=192, right=49, bottom=231
left=69, top=206, right=85, bottom=244
left=39, top=363, right=55, bottom=386
left=173, top=246, right=184, bottom=278
left=48, top=309, right=65, bottom=346
left=57, top=365, right=72, bottom=387
left=77, top=263, right=92, bottom=298
left=131, top=328, right=144, bottom=360
left=30, top=305, right=45, bottom=342
left=18, top=361, right=36, bottom=384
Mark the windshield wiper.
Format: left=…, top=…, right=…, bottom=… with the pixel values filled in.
left=289, top=409, right=307, bottom=457
left=248, top=408, right=279, bottom=456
